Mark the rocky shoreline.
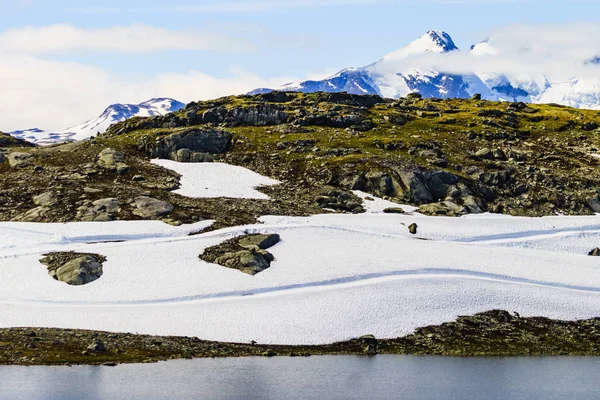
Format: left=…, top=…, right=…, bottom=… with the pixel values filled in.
left=3, top=310, right=600, bottom=366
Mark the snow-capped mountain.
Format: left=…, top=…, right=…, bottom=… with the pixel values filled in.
left=9, top=98, right=185, bottom=145
left=250, top=30, right=600, bottom=110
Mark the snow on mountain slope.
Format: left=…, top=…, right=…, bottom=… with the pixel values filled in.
left=8, top=98, right=185, bottom=146
left=252, top=30, right=600, bottom=110
left=2, top=162, right=600, bottom=344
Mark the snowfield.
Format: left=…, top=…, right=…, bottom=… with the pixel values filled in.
left=1, top=162, right=600, bottom=345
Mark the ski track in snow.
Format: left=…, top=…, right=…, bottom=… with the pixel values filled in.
left=2, top=161, right=600, bottom=344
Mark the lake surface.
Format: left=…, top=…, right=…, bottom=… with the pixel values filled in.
left=1, top=355, right=599, bottom=400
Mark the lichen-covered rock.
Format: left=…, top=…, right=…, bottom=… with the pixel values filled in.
left=40, top=253, right=105, bottom=286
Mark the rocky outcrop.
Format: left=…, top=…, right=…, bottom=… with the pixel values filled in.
left=138, top=128, right=232, bottom=160
left=315, top=190, right=365, bottom=213
left=40, top=252, right=106, bottom=286
left=200, top=233, right=281, bottom=275
left=343, top=166, right=486, bottom=216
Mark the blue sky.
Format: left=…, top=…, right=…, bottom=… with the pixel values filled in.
left=1, top=0, right=600, bottom=130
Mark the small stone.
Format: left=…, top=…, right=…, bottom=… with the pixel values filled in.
left=408, top=223, right=418, bottom=235
left=132, top=196, right=174, bottom=219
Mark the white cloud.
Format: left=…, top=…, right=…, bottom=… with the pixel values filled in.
left=0, top=56, right=294, bottom=132
left=0, top=24, right=249, bottom=55
left=372, top=23, right=600, bottom=81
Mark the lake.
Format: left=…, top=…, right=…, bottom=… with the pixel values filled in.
left=1, top=355, right=599, bottom=400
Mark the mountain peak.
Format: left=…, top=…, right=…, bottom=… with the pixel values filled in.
left=381, top=30, right=458, bottom=61
left=423, top=30, right=458, bottom=52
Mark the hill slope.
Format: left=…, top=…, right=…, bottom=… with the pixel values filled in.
left=1, top=92, right=600, bottom=226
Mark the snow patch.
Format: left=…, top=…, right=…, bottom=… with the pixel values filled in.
left=150, top=159, right=280, bottom=199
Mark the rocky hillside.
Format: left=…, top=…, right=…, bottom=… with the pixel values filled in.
left=2, top=91, right=600, bottom=227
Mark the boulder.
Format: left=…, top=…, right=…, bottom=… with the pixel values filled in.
left=78, top=198, right=120, bottom=222
left=32, top=191, right=58, bottom=207
left=55, top=255, right=103, bottom=286
left=7, top=152, right=34, bottom=168
left=132, top=196, right=173, bottom=219
left=587, top=196, right=600, bottom=213
left=174, top=148, right=214, bottom=163
left=589, top=248, right=600, bottom=256
left=13, top=206, right=51, bottom=222
left=97, top=148, right=130, bottom=174
left=418, top=201, right=466, bottom=217
left=471, top=93, right=482, bottom=101
left=87, top=340, right=107, bottom=352
left=582, top=122, right=599, bottom=131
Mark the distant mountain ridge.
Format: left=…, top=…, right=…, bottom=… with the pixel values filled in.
left=250, top=30, right=600, bottom=110
left=9, top=98, right=185, bottom=145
